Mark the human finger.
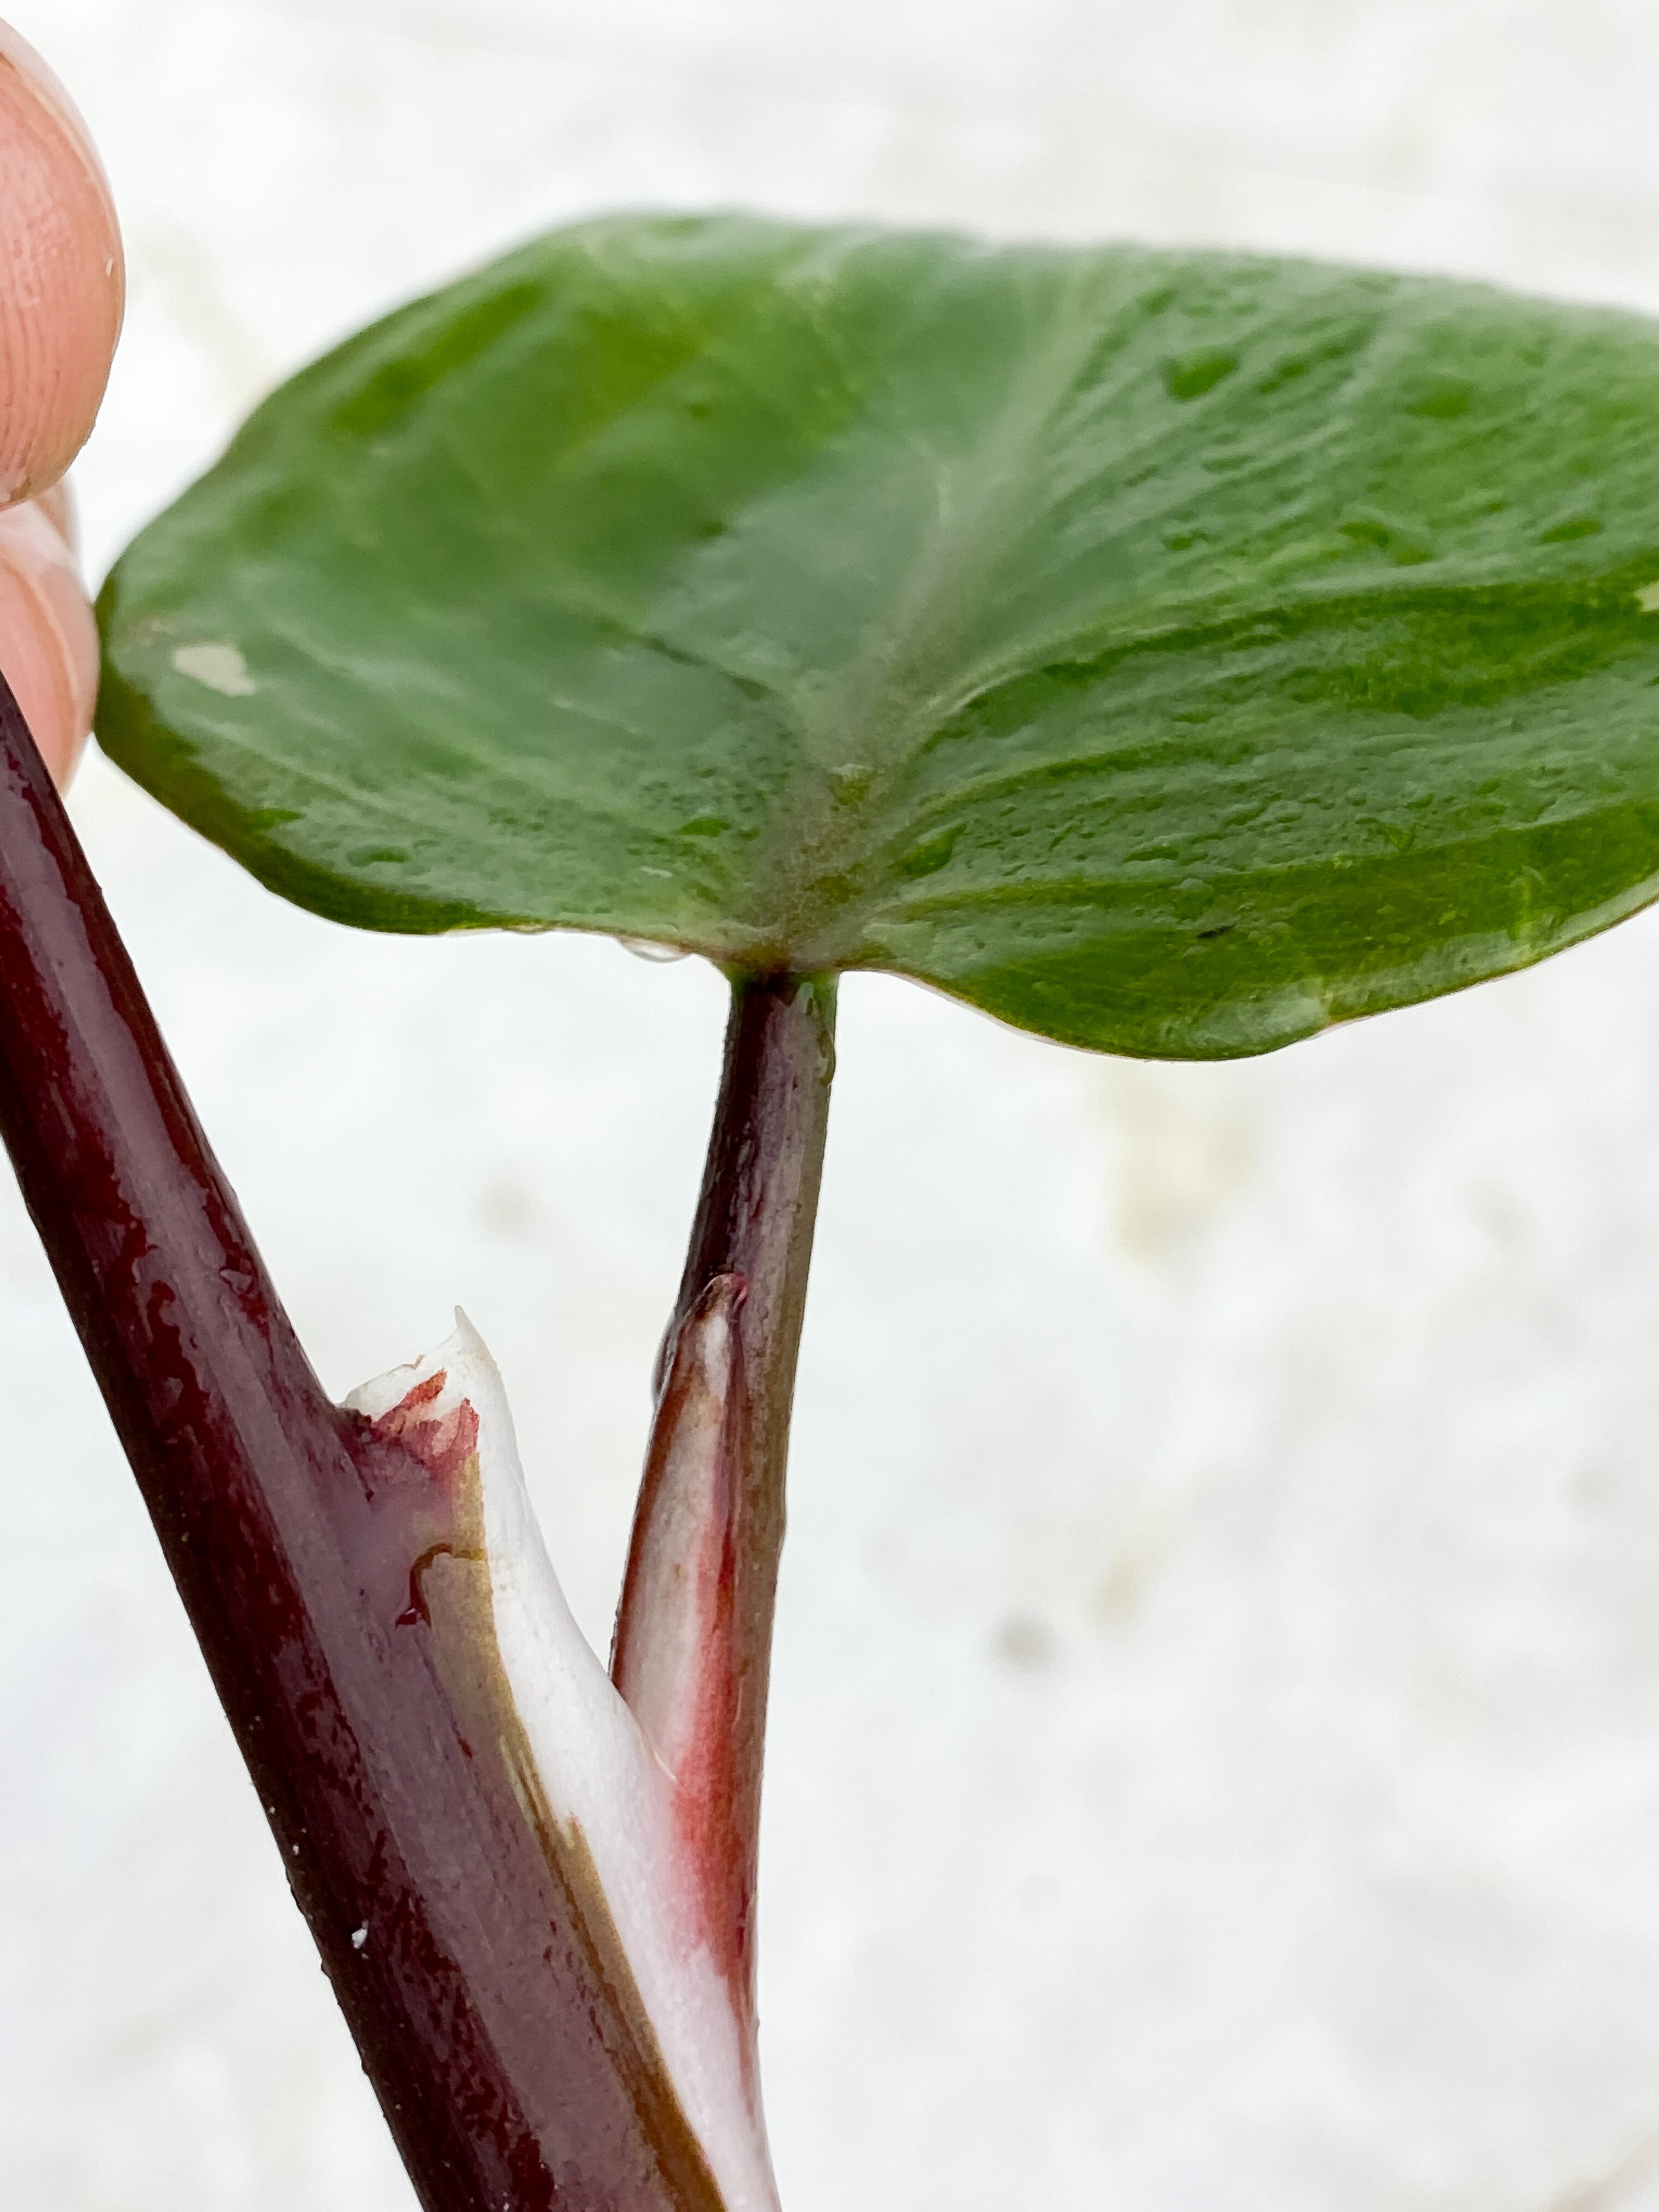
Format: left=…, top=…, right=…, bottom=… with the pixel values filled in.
left=0, top=19, right=124, bottom=505
left=0, top=488, right=98, bottom=786
left=0, top=22, right=122, bottom=785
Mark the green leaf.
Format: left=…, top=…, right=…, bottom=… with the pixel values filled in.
left=96, top=215, right=1659, bottom=1057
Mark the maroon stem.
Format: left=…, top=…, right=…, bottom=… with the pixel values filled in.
left=613, top=972, right=837, bottom=2019
left=0, top=675, right=722, bottom=2212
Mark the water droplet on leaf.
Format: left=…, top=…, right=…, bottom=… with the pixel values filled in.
left=901, top=828, right=959, bottom=879
left=617, top=937, right=690, bottom=963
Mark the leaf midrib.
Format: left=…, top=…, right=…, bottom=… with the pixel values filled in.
left=736, top=261, right=1148, bottom=964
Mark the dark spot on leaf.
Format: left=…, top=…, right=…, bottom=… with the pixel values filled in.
left=1255, top=321, right=1374, bottom=396
left=245, top=808, right=302, bottom=831
left=1257, top=356, right=1311, bottom=393
left=1538, top=513, right=1603, bottom=544
left=678, top=814, right=726, bottom=836
left=1163, top=348, right=1239, bottom=402
left=1338, top=508, right=1434, bottom=565
left=1405, top=376, right=1474, bottom=420
left=347, top=844, right=410, bottom=866
left=1340, top=515, right=1392, bottom=548
left=1195, top=919, right=1238, bottom=940
left=330, top=283, right=544, bottom=437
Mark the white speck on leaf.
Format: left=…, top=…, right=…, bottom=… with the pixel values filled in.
left=640, top=865, right=672, bottom=878
left=172, top=643, right=259, bottom=696
left=351, top=1925, right=368, bottom=1950
left=1637, top=582, right=1659, bottom=613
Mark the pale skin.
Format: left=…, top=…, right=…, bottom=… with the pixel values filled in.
left=0, top=18, right=124, bottom=786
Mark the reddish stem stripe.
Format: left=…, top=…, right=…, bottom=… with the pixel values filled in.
left=614, top=971, right=837, bottom=2031
left=0, top=678, right=714, bottom=2212
left=614, top=1276, right=751, bottom=2016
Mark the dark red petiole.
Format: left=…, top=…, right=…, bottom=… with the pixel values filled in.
left=0, top=672, right=826, bottom=2212
left=613, top=971, right=837, bottom=2057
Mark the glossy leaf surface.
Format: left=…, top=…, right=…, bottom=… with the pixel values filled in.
left=97, top=216, right=1659, bottom=1055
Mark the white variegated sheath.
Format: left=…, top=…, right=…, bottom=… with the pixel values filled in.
left=345, top=1314, right=781, bottom=2212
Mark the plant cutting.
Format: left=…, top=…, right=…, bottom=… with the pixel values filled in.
left=6, top=184, right=1659, bottom=2210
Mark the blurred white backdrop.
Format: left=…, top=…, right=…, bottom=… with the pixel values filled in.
left=6, top=3, right=1659, bottom=2208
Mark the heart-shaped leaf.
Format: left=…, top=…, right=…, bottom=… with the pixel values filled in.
left=96, top=216, right=1659, bottom=1056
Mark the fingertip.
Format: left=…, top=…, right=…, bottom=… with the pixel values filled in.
left=0, top=494, right=98, bottom=788
left=0, top=21, right=124, bottom=507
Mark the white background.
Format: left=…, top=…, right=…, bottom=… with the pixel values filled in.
left=6, top=4, right=1659, bottom=2208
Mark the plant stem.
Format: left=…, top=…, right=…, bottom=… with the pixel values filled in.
left=0, top=676, right=729, bottom=2212
left=613, top=971, right=837, bottom=2028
